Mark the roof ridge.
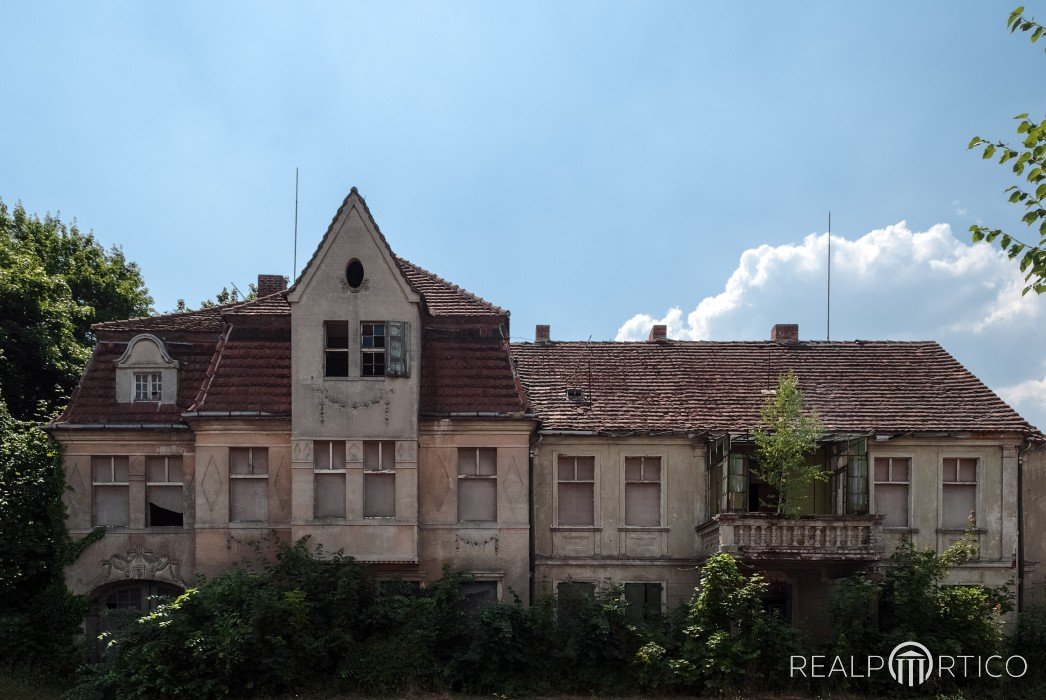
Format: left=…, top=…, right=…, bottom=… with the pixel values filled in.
left=394, top=254, right=508, bottom=315
left=92, top=300, right=236, bottom=330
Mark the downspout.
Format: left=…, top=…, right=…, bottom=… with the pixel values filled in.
left=528, top=431, right=543, bottom=605
left=1017, top=437, right=1032, bottom=611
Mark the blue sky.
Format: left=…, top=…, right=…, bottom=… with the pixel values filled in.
left=2, top=1, right=1044, bottom=428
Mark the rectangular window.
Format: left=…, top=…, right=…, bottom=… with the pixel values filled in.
left=624, top=582, right=663, bottom=624
left=324, top=321, right=350, bottom=377
left=557, top=455, right=595, bottom=526
left=361, top=322, right=386, bottom=377
left=873, top=457, right=910, bottom=528
left=942, top=457, right=978, bottom=528
left=460, top=581, right=500, bottom=611
left=363, top=440, right=396, bottom=517
left=229, top=447, right=268, bottom=522
left=92, top=456, right=129, bottom=527
left=313, top=441, right=346, bottom=519
left=458, top=447, right=497, bottom=522
left=145, top=456, right=184, bottom=527
left=624, top=457, right=661, bottom=527
left=133, top=372, right=162, bottom=401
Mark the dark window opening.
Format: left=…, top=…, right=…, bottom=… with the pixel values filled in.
left=148, top=502, right=183, bottom=527
left=748, top=476, right=780, bottom=513
left=460, top=581, right=499, bottom=612
left=556, top=581, right=596, bottom=624
left=624, top=582, right=663, bottom=625
left=763, top=583, right=792, bottom=621
left=345, top=259, right=365, bottom=288
left=324, top=321, right=350, bottom=378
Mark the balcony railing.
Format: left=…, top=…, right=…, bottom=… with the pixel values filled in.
left=697, top=513, right=885, bottom=562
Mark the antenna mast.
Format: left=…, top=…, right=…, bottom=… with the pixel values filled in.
left=826, top=211, right=831, bottom=341
left=293, top=167, right=299, bottom=279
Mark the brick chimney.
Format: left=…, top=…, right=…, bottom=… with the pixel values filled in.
left=535, top=324, right=551, bottom=343
left=771, top=323, right=799, bottom=344
left=257, top=274, right=289, bottom=297
left=648, top=324, right=668, bottom=342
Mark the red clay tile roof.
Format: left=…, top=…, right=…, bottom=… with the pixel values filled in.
left=420, top=324, right=527, bottom=416
left=395, top=257, right=507, bottom=317
left=188, top=325, right=292, bottom=416
left=509, top=340, right=1040, bottom=436
left=53, top=340, right=217, bottom=426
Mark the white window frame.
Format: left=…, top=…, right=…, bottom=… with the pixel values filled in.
left=91, top=456, right=130, bottom=527
left=940, top=456, right=979, bottom=529
left=145, top=455, right=184, bottom=528
left=363, top=440, right=396, bottom=518
left=360, top=322, right=386, bottom=378
left=555, top=454, right=597, bottom=528
left=229, top=447, right=269, bottom=523
left=323, top=321, right=351, bottom=378
left=871, top=455, right=912, bottom=529
left=133, top=372, right=162, bottom=401
left=457, top=447, right=498, bottom=523
left=623, top=455, right=663, bottom=528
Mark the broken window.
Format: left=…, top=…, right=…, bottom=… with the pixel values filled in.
left=363, top=440, right=396, bottom=517
left=146, top=456, right=184, bottom=527
left=942, top=457, right=977, bottom=528
left=92, top=456, right=129, bottom=527
left=324, top=321, right=350, bottom=377
left=460, top=581, right=500, bottom=612
left=361, top=322, right=386, bottom=377
left=313, top=440, right=346, bottom=519
left=706, top=436, right=747, bottom=516
left=830, top=438, right=869, bottom=515
left=873, top=457, right=910, bottom=528
left=557, top=455, right=595, bottom=526
left=624, top=457, right=661, bottom=526
left=229, top=447, right=268, bottom=522
left=133, top=372, right=162, bottom=401
left=624, top=582, right=663, bottom=624
left=458, top=447, right=497, bottom=522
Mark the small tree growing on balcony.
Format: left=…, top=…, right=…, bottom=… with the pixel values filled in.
left=752, top=371, right=824, bottom=518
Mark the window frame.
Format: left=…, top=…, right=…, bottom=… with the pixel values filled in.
left=323, top=320, right=351, bottom=378
left=133, top=372, right=163, bottom=402
left=871, top=455, right=912, bottom=529
left=228, top=447, right=269, bottom=523
left=555, top=454, right=597, bottom=527
left=360, top=322, right=387, bottom=377
left=457, top=447, right=498, bottom=523
left=313, top=440, right=347, bottom=519
left=940, top=456, right=979, bottom=529
left=623, top=455, right=663, bottom=528
left=91, top=456, right=130, bottom=528
left=145, top=455, right=184, bottom=528
left=362, top=440, right=396, bottom=518
left=623, top=581, right=665, bottom=624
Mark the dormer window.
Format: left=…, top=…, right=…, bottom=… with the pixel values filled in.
left=134, top=372, right=162, bottom=401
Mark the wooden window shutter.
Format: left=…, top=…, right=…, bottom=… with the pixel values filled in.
left=386, top=320, right=410, bottom=377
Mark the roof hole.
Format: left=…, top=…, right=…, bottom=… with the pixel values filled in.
left=566, top=387, right=583, bottom=401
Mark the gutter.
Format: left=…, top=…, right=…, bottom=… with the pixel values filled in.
left=181, top=411, right=280, bottom=418
left=45, top=423, right=190, bottom=430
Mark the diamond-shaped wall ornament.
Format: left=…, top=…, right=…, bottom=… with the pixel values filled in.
left=69, top=459, right=86, bottom=494
left=272, top=453, right=289, bottom=515
left=292, top=439, right=313, bottom=463
left=200, top=455, right=223, bottom=514
left=432, top=449, right=451, bottom=512
left=346, top=440, right=362, bottom=463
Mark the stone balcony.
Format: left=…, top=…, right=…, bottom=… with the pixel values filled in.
left=696, top=513, right=886, bottom=562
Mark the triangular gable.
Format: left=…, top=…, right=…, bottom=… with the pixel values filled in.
left=285, top=187, right=419, bottom=305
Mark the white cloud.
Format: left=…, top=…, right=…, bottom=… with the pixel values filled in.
left=616, top=222, right=1044, bottom=430
left=997, top=376, right=1046, bottom=428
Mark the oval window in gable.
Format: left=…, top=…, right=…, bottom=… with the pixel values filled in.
left=345, top=259, right=365, bottom=288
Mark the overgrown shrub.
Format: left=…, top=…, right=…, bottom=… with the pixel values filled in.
left=634, top=553, right=800, bottom=694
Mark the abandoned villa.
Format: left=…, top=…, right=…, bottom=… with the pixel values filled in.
left=46, top=189, right=1046, bottom=639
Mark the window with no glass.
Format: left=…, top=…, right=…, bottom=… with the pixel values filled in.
left=229, top=447, right=269, bottom=522
left=134, top=372, right=162, bottom=401
left=624, top=457, right=661, bottom=527
left=458, top=448, right=497, bottom=522
left=363, top=440, right=396, bottom=517
left=92, top=456, right=130, bottom=527
left=324, top=321, right=350, bottom=377
left=942, top=457, right=978, bottom=529
left=146, top=456, right=184, bottom=527
left=361, top=322, right=386, bottom=377
left=557, top=455, right=595, bottom=526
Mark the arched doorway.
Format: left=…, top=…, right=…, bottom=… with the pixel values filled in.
left=85, top=580, right=184, bottom=658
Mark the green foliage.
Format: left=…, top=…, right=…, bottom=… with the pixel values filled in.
left=0, top=397, right=88, bottom=676
left=967, top=7, right=1046, bottom=296
left=73, top=541, right=655, bottom=699
left=634, top=553, right=799, bottom=694
left=829, top=534, right=1013, bottom=694
left=752, top=371, right=825, bottom=517
left=0, top=199, right=152, bottom=419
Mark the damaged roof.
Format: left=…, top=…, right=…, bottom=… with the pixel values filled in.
left=509, top=340, right=1040, bottom=437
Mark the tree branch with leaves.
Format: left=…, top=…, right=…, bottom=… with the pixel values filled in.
left=968, top=5, right=1046, bottom=296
